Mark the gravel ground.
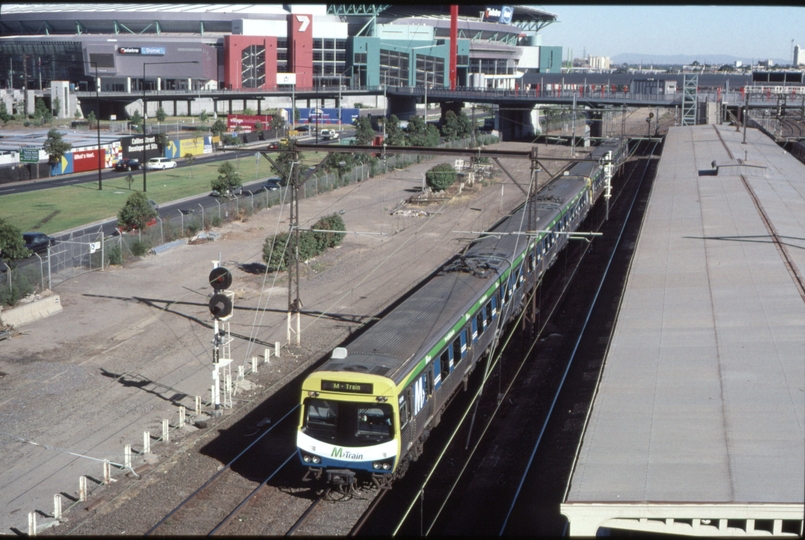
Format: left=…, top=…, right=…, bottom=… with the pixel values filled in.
left=1, top=140, right=567, bottom=535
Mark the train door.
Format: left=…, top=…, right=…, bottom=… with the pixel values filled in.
left=399, top=389, right=413, bottom=453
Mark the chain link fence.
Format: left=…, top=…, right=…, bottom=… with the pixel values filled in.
left=1, top=134, right=499, bottom=305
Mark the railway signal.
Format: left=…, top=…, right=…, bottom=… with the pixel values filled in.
left=208, top=262, right=234, bottom=415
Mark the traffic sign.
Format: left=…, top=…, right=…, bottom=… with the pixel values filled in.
left=20, top=146, right=39, bottom=163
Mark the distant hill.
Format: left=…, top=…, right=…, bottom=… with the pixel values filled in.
left=611, top=53, right=791, bottom=67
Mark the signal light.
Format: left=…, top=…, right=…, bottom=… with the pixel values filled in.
left=209, top=266, right=232, bottom=291
left=209, top=293, right=233, bottom=320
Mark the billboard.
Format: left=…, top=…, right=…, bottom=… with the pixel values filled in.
left=120, top=135, right=161, bottom=161
left=227, top=114, right=276, bottom=133
left=482, top=6, right=513, bottom=24
left=286, top=107, right=359, bottom=126
left=72, top=148, right=106, bottom=173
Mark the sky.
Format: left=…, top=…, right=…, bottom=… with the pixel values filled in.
left=538, top=5, right=805, bottom=62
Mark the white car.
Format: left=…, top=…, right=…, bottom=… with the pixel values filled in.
left=145, top=157, right=177, bottom=170
left=320, top=129, right=339, bottom=140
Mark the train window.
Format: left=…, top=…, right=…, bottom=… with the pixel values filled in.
left=304, top=398, right=339, bottom=435
left=357, top=404, right=393, bottom=440
left=528, top=253, right=535, bottom=272
left=471, top=317, right=479, bottom=341
left=399, top=393, right=410, bottom=429
left=450, top=336, right=466, bottom=368
left=476, top=311, right=484, bottom=335
left=484, top=301, right=493, bottom=324
left=440, top=348, right=451, bottom=379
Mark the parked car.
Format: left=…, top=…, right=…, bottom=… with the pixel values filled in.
left=261, top=176, right=284, bottom=191
left=145, top=157, right=177, bottom=170
left=295, top=125, right=310, bottom=132
left=210, top=186, right=242, bottom=198
left=115, top=158, right=140, bottom=171
left=23, top=232, right=56, bottom=254
left=320, top=129, right=339, bottom=140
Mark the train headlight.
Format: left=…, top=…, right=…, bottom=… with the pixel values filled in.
left=303, top=454, right=312, bottom=463
left=312, top=456, right=321, bottom=464
left=373, top=458, right=394, bottom=471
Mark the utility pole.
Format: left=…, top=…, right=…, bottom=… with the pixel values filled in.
left=287, top=158, right=302, bottom=346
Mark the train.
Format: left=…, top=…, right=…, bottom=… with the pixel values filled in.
left=296, top=138, right=630, bottom=490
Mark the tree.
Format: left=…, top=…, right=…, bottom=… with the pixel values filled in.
left=155, top=106, right=167, bottom=122
left=87, top=110, right=97, bottom=129
left=406, top=116, right=439, bottom=147
left=456, top=112, right=473, bottom=139
left=385, top=114, right=406, bottom=146
left=210, top=118, right=227, bottom=137
left=43, top=128, right=72, bottom=166
left=184, top=153, right=196, bottom=179
left=425, top=163, right=456, bottom=191
left=353, top=116, right=375, bottom=145
left=0, top=218, right=31, bottom=267
left=52, top=96, right=61, bottom=118
left=155, top=132, right=169, bottom=152
left=441, top=110, right=459, bottom=140
left=130, top=110, right=143, bottom=131
left=243, top=107, right=255, bottom=116
left=117, top=191, right=157, bottom=231
left=199, top=110, right=209, bottom=123
left=270, top=114, right=285, bottom=134
left=211, top=161, right=242, bottom=195
left=33, top=98, right=48, bottom=119
left=0, top=102, right=11, bottom=125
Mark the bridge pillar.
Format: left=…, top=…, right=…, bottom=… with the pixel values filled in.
left=587, top=109, right=604, bottom=139
left=497, top=102, right=537, bottom=141
left=387, top=94, right=418, bottom=121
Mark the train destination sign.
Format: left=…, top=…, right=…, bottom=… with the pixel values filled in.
left=321, top=380, right=373, bottom=394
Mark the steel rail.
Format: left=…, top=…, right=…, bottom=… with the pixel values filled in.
left=144, top=404, right=300, bottom=535
left=285, top=489, right=330, bottom=536
left=209, top=452, right=297, bottom=536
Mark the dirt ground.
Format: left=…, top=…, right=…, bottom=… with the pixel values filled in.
left=0, top=110, right=666, bottom=534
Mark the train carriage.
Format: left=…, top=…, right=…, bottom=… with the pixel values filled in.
left=297, top=138, right=629, bottom=489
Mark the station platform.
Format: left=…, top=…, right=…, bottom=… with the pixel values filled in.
left=561, top=124, right=805, bottom=536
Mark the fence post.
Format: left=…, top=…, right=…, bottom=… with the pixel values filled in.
left=162, top=419, right=170, bottom=443
left=195, top=395, right=201, bottom=415
left=103, top=460, right=111, bottom=484
left=28, top=511, right=37, bottom=536
left=143, top=431, right=151, bottom=454
left=251, top=356, right=257, bottom=373
left=53, top=493, right=62, bottom=520
left=264, top=348, right=271, bottom=364
left=238, top=365, right=244, bottom=381
left=275, top=342, right=280, bottom=358
left=124, top=444, right=131, bottom=469
left=79, top=476, right=87, bottom=502
left=179, top=406, right=186, bottom=428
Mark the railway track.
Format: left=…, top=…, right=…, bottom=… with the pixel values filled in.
left=354, top=140, right=662, bottom=536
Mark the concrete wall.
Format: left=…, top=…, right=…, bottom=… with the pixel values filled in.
left=0, top=294, right=62, bottom=328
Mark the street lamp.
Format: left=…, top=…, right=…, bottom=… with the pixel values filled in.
left=83, top=60, right=102, bottom=190
left=142, top=61, right=197, bottom=192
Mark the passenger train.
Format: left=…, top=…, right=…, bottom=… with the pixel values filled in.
left=296, top=138, right=630, bottom=489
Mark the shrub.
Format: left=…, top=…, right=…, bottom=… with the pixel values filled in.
left=0, top=275, right=34, bottom=307
left=263, top=232, right=291, bottom=270
left=107, top=245, right=123, bottom=265
left=131, top=240, right=151, bottom=257
left=426, top=163, right=457, bottom=191
left=211, top=216, right=222, bottom=228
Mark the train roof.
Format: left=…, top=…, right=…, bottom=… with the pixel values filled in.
left=318, top=138, right=628, bottom=387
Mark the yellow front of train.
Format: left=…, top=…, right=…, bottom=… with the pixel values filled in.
left=297, top=370, right=400, bottom=487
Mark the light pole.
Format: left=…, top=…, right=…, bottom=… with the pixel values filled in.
left=142, top=61, right=197, bottom=192
left=338, top=66, right=353, bottom=131
left=83, top=60, right=102, bottom=190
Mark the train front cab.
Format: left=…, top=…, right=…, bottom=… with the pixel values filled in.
left=298, top=371, right=399, bottom=488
